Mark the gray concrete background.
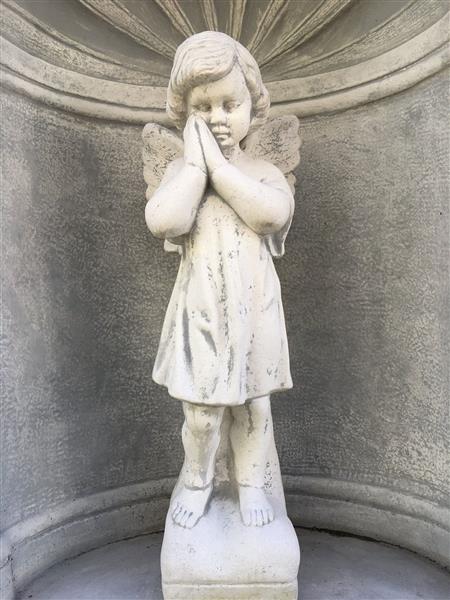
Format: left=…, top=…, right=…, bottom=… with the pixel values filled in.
left=1, top=69, right=449, bottom=532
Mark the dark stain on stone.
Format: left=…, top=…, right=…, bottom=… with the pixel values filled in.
left=245, top=401, right=255, bottom=435
left=183, top=308, right=192, bottom=366
left=200, top=328, right=217, bottom=354
left=264, top=297, right=275, bottom=311
left=227, top=347, right=234, bottom=379
left=217, top=250, right=229, bottom=339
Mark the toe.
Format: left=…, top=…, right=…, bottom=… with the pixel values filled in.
left=256, top=509, right=264, bottom=527
left=252, top=509, right=259, bottom=527
left=185, top=512, right=196, bottom=529
left=243, top=509, right=252, bottom=526
left=180, top=510, right=189, bottom=528
left=263, top=508, right=273, bottom=525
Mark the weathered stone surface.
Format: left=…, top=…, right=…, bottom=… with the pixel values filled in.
left=279, top=68, right=449, bottom=506
left=161, top=413, right=299, bottom=599
left=143, top=32, right=301, bottom=597
left=1, top=1, right=448, bottom=121
left=1, top=66, right=449, bottom=590
left=1, top=88, right=183, bottom=532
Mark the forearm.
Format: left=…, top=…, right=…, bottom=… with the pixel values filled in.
left=210, top=163, right=292, bottom=235
left=145, top=164, right=206, bottom=238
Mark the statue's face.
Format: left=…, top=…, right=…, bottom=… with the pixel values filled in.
left=186, top=65, right=252, bottom=150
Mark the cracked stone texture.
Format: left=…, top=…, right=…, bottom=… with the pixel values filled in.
left=2, top=69, right=449, bottom=533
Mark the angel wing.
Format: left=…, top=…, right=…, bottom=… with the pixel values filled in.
left=243, top=115, right=301, bottom=194
left=243, top=115, right=301, bottom=258
left=142, top=116, right=301, bottom=257
left=143, top=116, right=300, bottom=198
left=142, top=122, right=183, bottom=198
left=142, top=122, right=183, bottom=253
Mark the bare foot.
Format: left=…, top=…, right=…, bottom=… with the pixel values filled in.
left=238, top=485, right=274, bottom=527
left=171, top=483, right=213, bottom=528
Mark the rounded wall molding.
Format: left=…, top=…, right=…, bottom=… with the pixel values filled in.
left=1, top=477, right=448, bottom=599
left=1, top=0, right=449, bottom=123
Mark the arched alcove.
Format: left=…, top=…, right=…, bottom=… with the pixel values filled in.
left=1, top=2, right=449, bottom=597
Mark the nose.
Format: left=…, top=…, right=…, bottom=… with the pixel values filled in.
left=209, top=105, right=227, bottom=126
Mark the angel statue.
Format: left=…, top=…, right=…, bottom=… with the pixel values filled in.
left=143, top=32, right=301, bottom=540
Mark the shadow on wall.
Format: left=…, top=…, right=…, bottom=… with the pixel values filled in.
left=1, top=91, right=186, bottom=533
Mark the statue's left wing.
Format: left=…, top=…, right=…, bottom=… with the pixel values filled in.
left=142, top=122, right=184, bottom=253
left=143, top=122, right=183, bottom=198
left=243, top=115, right=301, bottom=194
left=243, top=116, right=301, bottom=257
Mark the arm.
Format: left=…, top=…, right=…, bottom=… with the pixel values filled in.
left=145, top=160, right=206, bottom=239
left=145, top=115, right=208, bottom=239
left=196, top=118, right=292, bottom=235
left=210, top=162, right=293, bottom=235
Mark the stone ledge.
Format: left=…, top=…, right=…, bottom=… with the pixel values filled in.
left=163, top=581, right=298, bottom=600
left=2, top=477, right=448, bottom=600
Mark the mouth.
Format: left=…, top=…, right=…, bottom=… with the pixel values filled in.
left=212, top=128, right=230, bottom=138
left=213, top=131, right=232, bottom=145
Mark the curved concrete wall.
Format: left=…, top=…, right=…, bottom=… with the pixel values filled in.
left=1, top=69, right=449, bottom=595
left=278, top=68, right=449, bottom=506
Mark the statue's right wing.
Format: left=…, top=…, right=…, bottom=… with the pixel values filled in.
left=142, top=122, right=183, bottom=200
left=142, top=123, right=184, bottom=254
left=243, top=116, right=301, bottom=258
left=243, top=115, right=301, bottom=194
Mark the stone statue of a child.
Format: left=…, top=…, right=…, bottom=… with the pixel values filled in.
left=144, top=32, right=300, bottom=530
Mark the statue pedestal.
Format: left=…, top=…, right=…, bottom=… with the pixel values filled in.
left=161, top=410, right=300, bottom=600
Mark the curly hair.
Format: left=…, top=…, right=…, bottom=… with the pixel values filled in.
left=167, top=31, right=270, bottom=133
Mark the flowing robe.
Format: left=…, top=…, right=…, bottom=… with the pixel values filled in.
left=153, top=178, right=293, bottom=406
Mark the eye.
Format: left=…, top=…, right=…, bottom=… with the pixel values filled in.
left=224, top=101, right=240, bottom=112
left=194, top=104, right=211, bottom=112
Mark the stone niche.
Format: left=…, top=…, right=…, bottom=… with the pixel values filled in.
left=1, top=1, right=449, bottom=599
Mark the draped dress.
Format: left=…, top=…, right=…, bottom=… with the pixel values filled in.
left=152, top=164, right=293, bottom=406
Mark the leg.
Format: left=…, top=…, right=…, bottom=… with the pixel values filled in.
left=230, top=395, right=274, bottom=527
left=171, top=402, right=224, bottom=528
